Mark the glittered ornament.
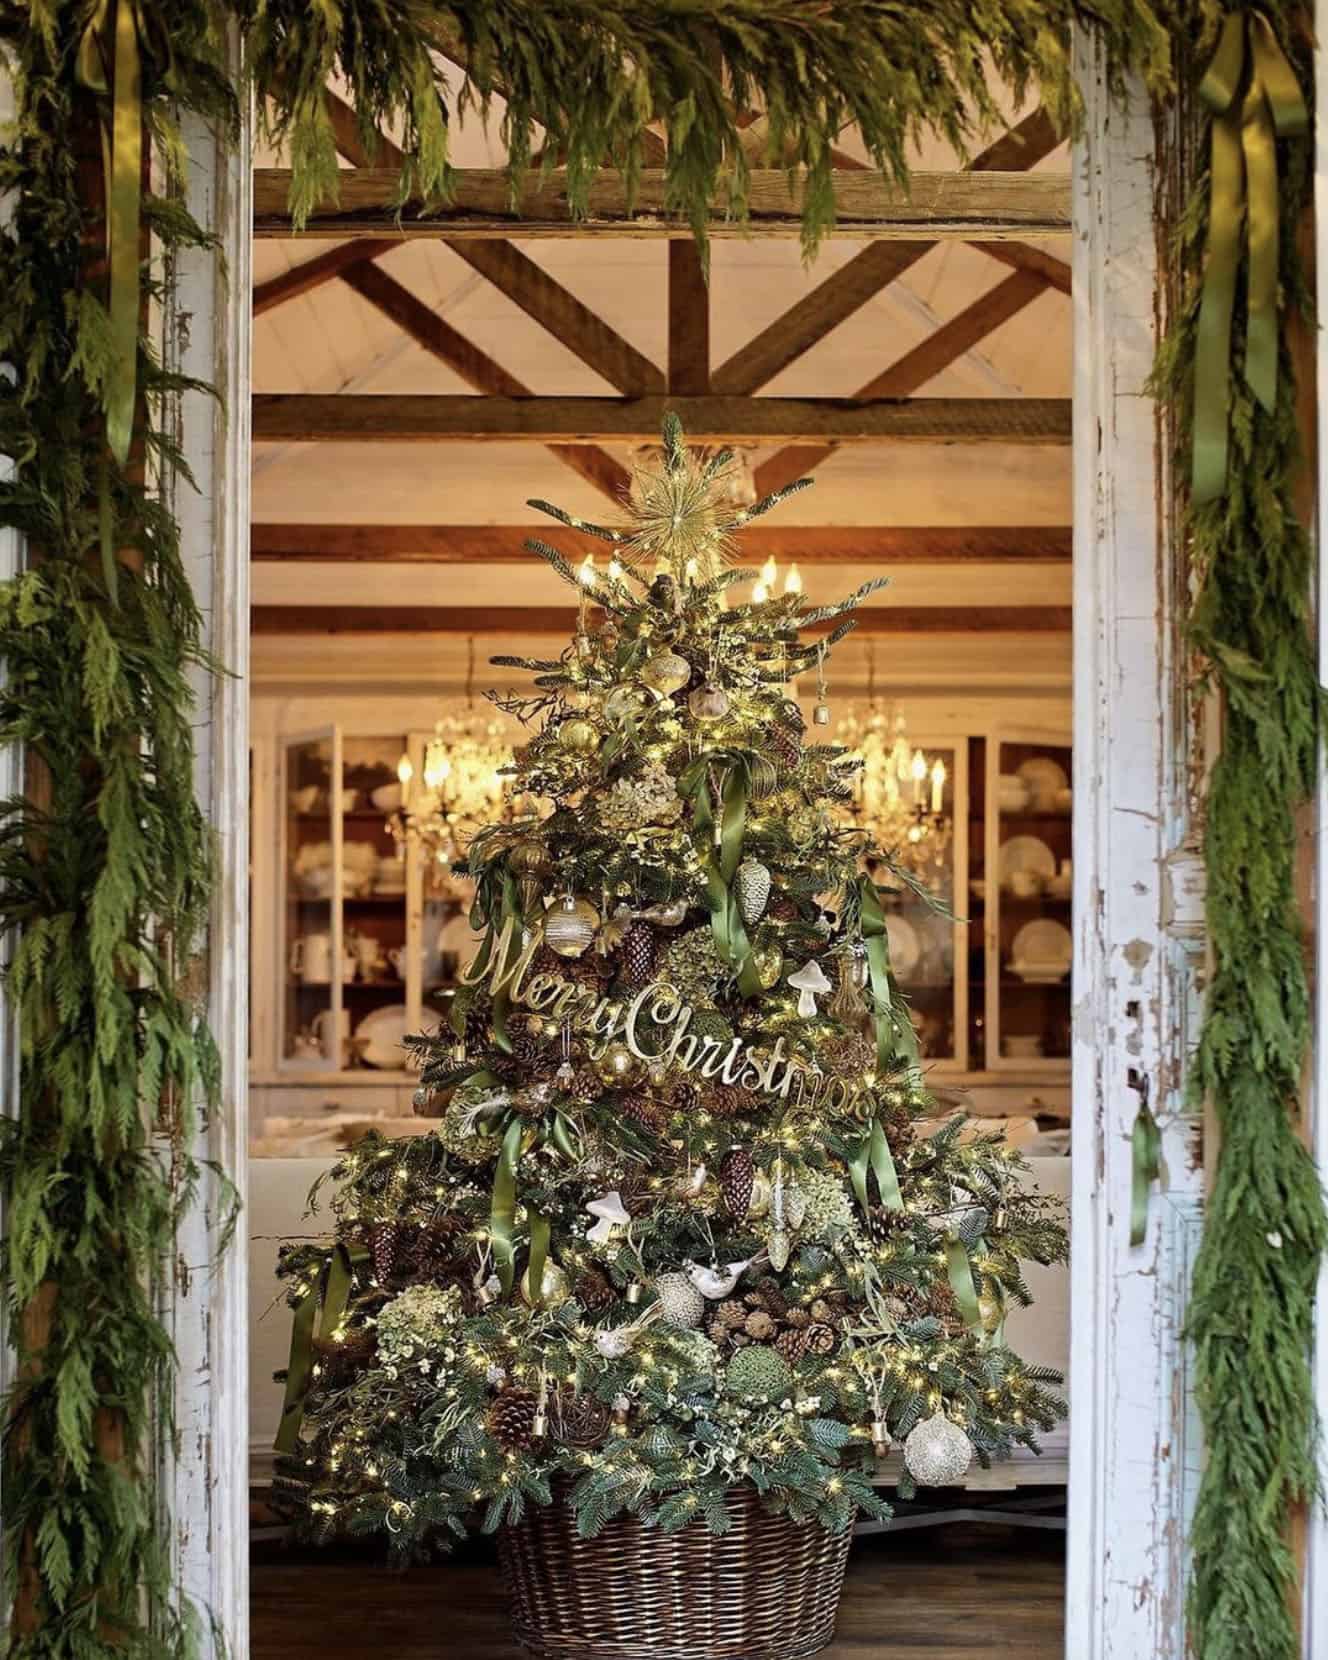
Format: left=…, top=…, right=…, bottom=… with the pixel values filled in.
left=735, top=858, right=772, bottom=926
left=593, top=1042, right=641, bottom=1087
left=641, top=651, right=691, bottom=697
left=652, top=1272, right=706, bottom=1328
left=559, top=718, right=601, bottom=754
left=604, top=684, right=649, bottom=724
left=767, top=1227, right=792, bottom=1272
left=509, top=840, right=552, bottom=878
left=747, top=1171, right=773, bottom=1219
left=725, top=1345, right=795, bottom=1405
left=520, top=1259, right=571, bottom=1308
left=688, top=683, right=731, bottom=721
left=903, top=1412, right=974, bottom=1485
left=752, top=942, right=784, bottom=990
left=720, top=1148, right=756, bottom=1218
left=620, top=920, right=657, bottom=988
left=544, top=895, right=599, bottom=958
left=788, top=959, right=832, bottom=1017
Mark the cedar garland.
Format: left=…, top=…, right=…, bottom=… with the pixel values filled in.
left=0, top=4, right=1320, bottom=1659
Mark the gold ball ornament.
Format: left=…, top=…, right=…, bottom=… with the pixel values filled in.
left=688, top=683, right=731, bottom=721
left=604, top=684, right=649, bottom=723
left=752, top=942, right=784, bottom=989
left=509, top=839, right=552, bottom=877
left=559, top=718, right=601, bottom=755
left=789, top=805, right=822, bottom=847
left=641, top=651, right=691, bottom=698
left=520, top=1259, right=571, bottom=1308
left=544, top=895, right=600, bottom=958
left=593, top=1042, right=641, bottom=1087
left=747, top=1171, right=773, bottom=1219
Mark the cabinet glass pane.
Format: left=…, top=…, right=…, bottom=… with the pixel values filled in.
left=284, top=736, right=339, bottom=1065
left=341, top=738, right=410, bottom=1072
left=873, top=744, right=958, bottom=1063
left=422, top=868, right=483, bottom=1036
left=993, top=739, right=1073, bottom=1064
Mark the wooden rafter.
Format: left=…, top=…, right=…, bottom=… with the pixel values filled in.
left=253, top=238, right=399, bottom=316
left=332, top=262, right=631, bottom=501
left=252, top=603, right=1072, bottom=636
left=253, top=167, right=1070, bottom=240
left=711, top=109, right=1065, bottom=396
left=755, top=268, right=1052, bottom=496
left=668, top=240, right=710, bottom=395
left=251, top=523, right=1073, bottom=564
left=252, top=393, right=1072, bottom=445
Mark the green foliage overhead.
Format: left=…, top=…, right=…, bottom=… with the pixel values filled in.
left=0, top=2, right=1319, bottom=1659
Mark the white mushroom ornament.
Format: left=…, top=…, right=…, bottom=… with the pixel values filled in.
left=585, top=1191, right=631, bottom=1245
left=788, top=958, right=832, bottom=1017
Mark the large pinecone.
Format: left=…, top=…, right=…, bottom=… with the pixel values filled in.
left=620, top=921, right=657, bottom=989
left=621, top=1092, right=666, bottom=1133
left=574, top=1268, right=616, bottom=1313
left=368, top=1222, right=400, bottom=1284
left=463, top=997, right=493, bottom=1050
left=770, top=723, right=802, bottom=771
left=408, top=1215, right=468, bottom=1280
left=486, top=1387, right=543, bottom=1452
left=720, top=1147, right=755, bottom=1218
left=775, top=1327, right=808, bottom=1364
left=709, top=1082, right=758, bottom=1120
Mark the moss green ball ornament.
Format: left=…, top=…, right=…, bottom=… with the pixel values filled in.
left=725, top=1345, right=795, bottom=1404
left=641, top=651, right=691, bottom=697
left=560, top=718, right=601, bottom=755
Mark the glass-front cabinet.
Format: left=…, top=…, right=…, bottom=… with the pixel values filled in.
left=260, top=725, right=479, bottom=1086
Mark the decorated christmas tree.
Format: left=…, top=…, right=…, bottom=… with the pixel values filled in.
left=273, top=419, right=1066, bottom=1553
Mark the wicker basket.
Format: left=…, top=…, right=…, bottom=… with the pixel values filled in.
left=498, top=1483, right=853, bottom=1660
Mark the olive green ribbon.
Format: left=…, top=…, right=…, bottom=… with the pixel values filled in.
left=943, top=1236, right=982, bottom=1333
left=1192, top=9, right=1307, bottom=503
left=75, top=0, right=170, bottom=466
left=848, top=1119, right=903, bottom=1215
left=488, top=1104, right=580, bottom=1296
left=857, top=876, right=919, bottom=1073
left=680, top=751, right=763, bottom=997
left=1130, top=1097, right=1163, bottom=1249
left=274, top=1242, right=368, bottom=1454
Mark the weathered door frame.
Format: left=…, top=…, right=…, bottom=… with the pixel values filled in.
left=84, top=36, right=1327, bottom=1660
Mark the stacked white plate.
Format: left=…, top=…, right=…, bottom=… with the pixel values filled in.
left=1009, top=918, right=1072, bottom=984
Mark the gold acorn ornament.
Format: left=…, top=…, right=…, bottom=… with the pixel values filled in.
left=520, top=1259, right=571, bottom=1308
left=640, top=650, right=691, bottom=698
left=545, top=894, right=600, bottom=958
left=735, top=858, right=771, bottom=925
left=688, top=682, right=730, bottom=721
left=559, top=717, right=601, bottom=755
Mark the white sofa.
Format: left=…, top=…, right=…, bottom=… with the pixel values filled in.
left=248, top=1154, right=1071, bottom=1485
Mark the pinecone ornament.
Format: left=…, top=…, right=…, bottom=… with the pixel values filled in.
left=620, top=921, right=657, bottom=989
left=716, top=1298, right=748, bottom=1330
left=720, top=1147, right=756, bottom=1218
left=463, top=996, right=493, bottom=1051
left=574, top=1268, right=616, bottom=1313
left=803, top=1322, right=838, bottom=1357
left=770, top=723, right=802, bottom=771
left=767, top=892, right=798, bottom=923
left=622, top=1092, right=666, bottom=1133
left=735, top=859, right=772, bottom=926
left=486, top=1387, right=544, bottom=1452
left=744, top=1310, right=775, bottom=1341
left=776, top=1327, right=808, bottom=1364
left=368, top=1222, right=400, bottom=1284
left=409, top=1215, right=467, bottom=1280
left=709, top=1082, right=758, bottom=1120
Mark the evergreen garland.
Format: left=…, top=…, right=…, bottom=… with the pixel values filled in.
left=0, top=3, right=1319, bottom=1659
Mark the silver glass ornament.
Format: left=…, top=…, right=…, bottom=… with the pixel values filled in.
left=903, top=1412, right=973, bottom=1485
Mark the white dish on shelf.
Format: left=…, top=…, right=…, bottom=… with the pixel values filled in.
left=969, top=879, right=987, bottom=902
left=996, top=773, right=1031, bottom=813
left=371, top=782, right=402, bottom=812
left=1010, top=959, right=1070, bottom=985
left=1003, top=1034, right=1046, bottom=1059
left=884, top=914, right=921, bottom=978
left=998, top=835, right=1056, bottom=887
left=355, top=1004, right=410, bottom=1069
left=1011, top=917, right=1073, bottom=971
left=1016, top=756, right=1069, bottom=809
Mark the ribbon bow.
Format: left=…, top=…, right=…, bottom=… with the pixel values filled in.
left=1192, top=9, right=1308, bottom=503
left=274, top=1241, right=369, bottom=1455
left=856, top=875, right=920, bottom=1073
left=479, top=1085, right=581, bottom=1299
left=75, top=0, right=173, bottom=467
left=679, top=749, right=763, bottom=996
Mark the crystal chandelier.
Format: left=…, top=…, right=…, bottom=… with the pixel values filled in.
left=389, top=641, right=518, bottom=868
left=835, top=652, right=952, bottom=881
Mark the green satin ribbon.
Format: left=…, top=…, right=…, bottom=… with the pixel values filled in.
left=857, top=876, right=919, bottom=1073
left=1130, top=1098, right=1163, bottom=1248
left=943, top=1236, right=982, bottom=1333
left=680, top=751, right=762, bottom=997
left=488, top=1106, right=580, bottom=1295
left=526, top=1209, right=552, bottom=1305
left=849, top=1120, right=903, bottom=1216
left=75, top=0, right=151, bottom=466
left=274, top=1243, right=367, bottom=1455
left=1192, top=9, right=1307, bottom=503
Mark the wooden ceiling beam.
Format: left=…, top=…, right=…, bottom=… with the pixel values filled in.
left=253, top=167, right=1070, bottom=240
left=755, top=267, right=1052, bottom=495
left=668, top=240, right=710, bottom=395
left=711, top=108, right=1064, bottom=396
left=252, top=603, right=1072, bottom=637
left=969, top=238, right=1072, bottom=295
left=336, top=262, right=630, bottom=501
left=252, top=392, right=1072, bottom=446
left=250, top=523, right=1073, bottom=563
left=253, top=238, right=398, bottom=315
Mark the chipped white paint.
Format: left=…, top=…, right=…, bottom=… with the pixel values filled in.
left=1065, top=37, right=1206, bottom=1660
left=156, top=52, right=251, bottom=1659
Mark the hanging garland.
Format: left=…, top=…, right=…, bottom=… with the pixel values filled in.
left=0, top=4, right=1319, bottom=1659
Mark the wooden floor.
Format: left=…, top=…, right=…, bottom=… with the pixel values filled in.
left=252, top=1522, right=1065, bottom=1659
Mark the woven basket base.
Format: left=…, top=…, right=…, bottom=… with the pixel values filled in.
left=499, top=1485, right=852, bottom=1660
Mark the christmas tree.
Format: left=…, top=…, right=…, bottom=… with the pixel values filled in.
left=273, top=419, right=1067, bottom=1550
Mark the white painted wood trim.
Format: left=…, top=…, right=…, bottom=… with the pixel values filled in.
left=158, top=56, right=251, bottom=1659
left=1306, top=6, right=1328, bottom=1647
left=1065, top=38, right=1202, bottom=1660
